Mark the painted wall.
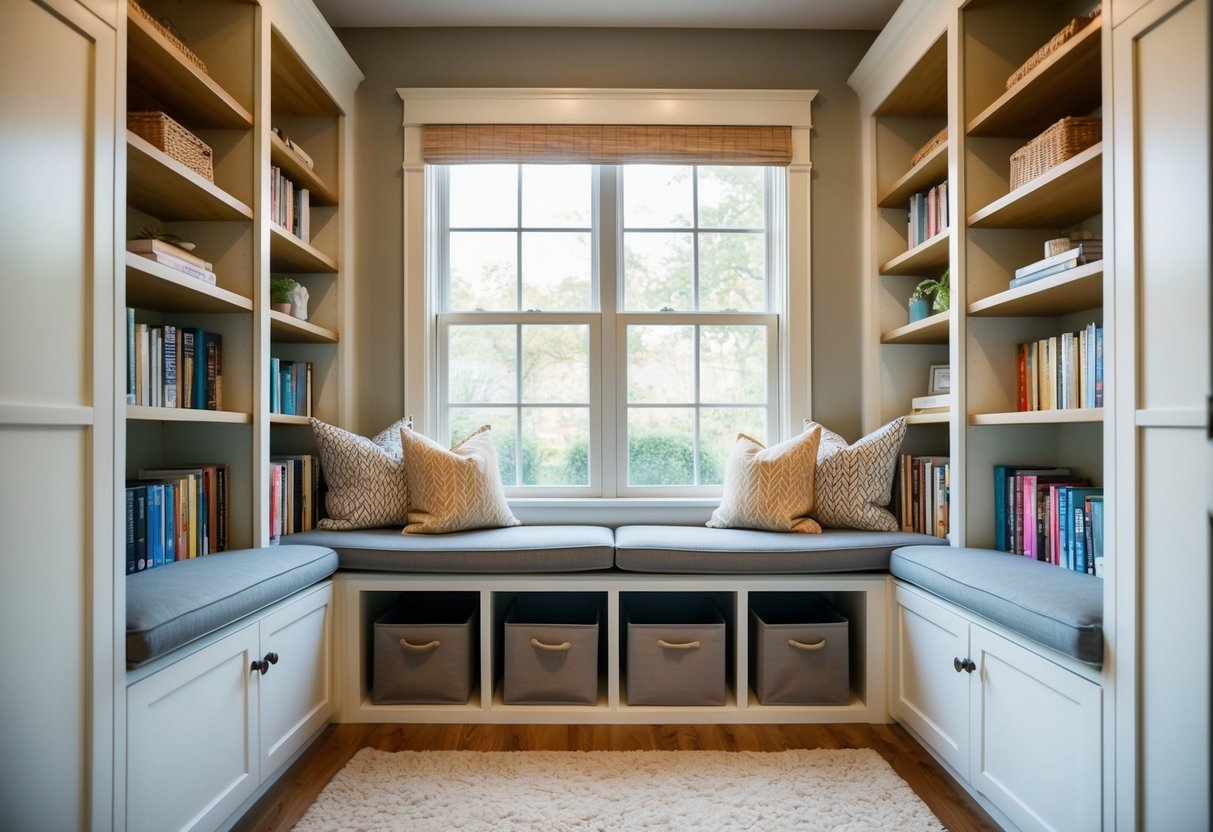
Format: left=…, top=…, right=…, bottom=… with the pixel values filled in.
left=336, top=27, right=876, bottom=441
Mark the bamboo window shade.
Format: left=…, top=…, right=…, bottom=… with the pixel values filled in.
left=423, top=124, right=793, bottom=166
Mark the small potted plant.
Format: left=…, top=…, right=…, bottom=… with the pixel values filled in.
left=908, top=269, right=950, bottom=323
left=270, top=276, right=298, bottom=315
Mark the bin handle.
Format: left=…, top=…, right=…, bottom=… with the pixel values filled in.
left=400, top=638, right=440, bottom=653
left=657, top=639, right=700, bottom=650
left=788, top=638, right=826, bottom=651
left=531, top=638, right=572, bottom=652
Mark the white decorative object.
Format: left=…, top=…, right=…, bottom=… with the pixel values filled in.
left=290, top=283, right=309, bottom=320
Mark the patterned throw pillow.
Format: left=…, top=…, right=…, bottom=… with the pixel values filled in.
left=804, top=417, right=907, bottom=531
left=400, top=425, right=521, bottom=534
left=707, top=426, right=823, bottom=534
left=309, top=416, right=412, bottom=530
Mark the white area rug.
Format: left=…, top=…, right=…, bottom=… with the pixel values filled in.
left=293, top=747, right=946, bottom=831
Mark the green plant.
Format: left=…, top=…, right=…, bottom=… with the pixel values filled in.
left=910, top=269, right=950, bottom=312
left=136, top=225, right=194, bottom=250
left=270, top=275, right=298, bottom=304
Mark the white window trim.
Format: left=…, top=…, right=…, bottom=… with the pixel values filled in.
left=398, top=88, right=816, bottom=516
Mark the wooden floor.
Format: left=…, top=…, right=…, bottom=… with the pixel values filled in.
left=234, top=722, right=1001, bottom=832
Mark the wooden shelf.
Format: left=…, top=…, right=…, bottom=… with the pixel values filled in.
left=270, top=413, right=311, bottom=426
left=271, top=31, right=340, bottom=117
left=127, top=405, right=252, bottom=424
left=127, top=131, right=253, bottom=222
left=967, top=19, right=1102, bottom=138
left=908, top=411, right=951, bottom=425
left=874, top=34, right=948, bottom=118
left=269, top=310, right=338, bottom=344
left=967, top=143, right=1102, bottom=229
left=880, top=230, right=950, bottom=276
left=126, top=6, right=252, bottom=129
left=125, top=253, right=252, bottom=313
left=970, top=407, right=1103, bottom=426
left=270, top=132, right=337, bottom=206
left=270, top=224, right=338, bottom=273
left=881, top=311, right=949, bottom=345
left=878, top=141, right=948, bottom=208
left=968, top=261, right=1103, bottom=317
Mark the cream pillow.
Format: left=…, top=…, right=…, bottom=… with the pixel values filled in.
left=400, top=425, right=521, bottom=534
left=310, top=416, right=412, bottom=530
left=707, top=426, right=823, bottom=533
left=804, top=417, right=907, bottom=531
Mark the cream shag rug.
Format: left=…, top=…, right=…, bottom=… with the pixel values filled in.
left=292, top=748, right=945, bottom=832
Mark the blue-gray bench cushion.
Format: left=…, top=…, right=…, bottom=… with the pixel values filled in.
left=891, top=545, right=1103, bottom=665
left=614, top=526, right=947, bottom=573
left=281, top=525, right=616, bottom=573
left=126, top=545, right=338, bottom=667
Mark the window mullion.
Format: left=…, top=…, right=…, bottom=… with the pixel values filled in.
left=598, top=165, right=620, bottom=498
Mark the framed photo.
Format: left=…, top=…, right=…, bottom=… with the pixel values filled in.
left=928, top=364, right=951, bottom=395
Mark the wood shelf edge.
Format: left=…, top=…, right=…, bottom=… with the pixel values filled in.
left=877, top=141, right=949, bottom=208
left=127, top=130, right=254, bottom=220
left=967, top=261, right=1103, bottom=317
left=879, top=230, right=951, bottom=275
left=966, top=143, right=1102, bottom=228
left=969, top=407, right=1104, bottom=426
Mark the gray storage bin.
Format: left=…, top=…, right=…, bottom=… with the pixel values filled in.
left=373, top=593, right=477, bottom=705
left=626, top=595, right=727, bottom=706
left=503, top=594, right=600, bottom=705
left=750, top=594, right=849, bottom=705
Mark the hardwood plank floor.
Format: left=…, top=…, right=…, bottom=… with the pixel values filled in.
left=233, top=723, right=1001, bottom=832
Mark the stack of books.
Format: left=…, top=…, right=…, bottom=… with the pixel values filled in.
left=125, top=463, right=229, bottom=573
left=1010, top=239, right=1103, bottom=289
left=271, top=165, right=311, bottom=242
left=269, top=455, right=322, bottom=542
left=907, top=180, right=949, bottom=247
left=269, top=358, right=314, bottom=417
left=898, top=454, right=950, bottom=538
left=1016, top=321, right=1103, bottom=411
left=993, top=464, right=1104, bottom=574
left=127, top=238, right=216, bottom=285
left=910, top=393, right=951, bottom=415
left=126, top=309, right=223, bottom=410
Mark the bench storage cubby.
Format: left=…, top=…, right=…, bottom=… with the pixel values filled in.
left=623, top=593, right=729, bottom=707
left=373, top=592, right=478, bottom=705
left=749, top=593, right=850, bottom=706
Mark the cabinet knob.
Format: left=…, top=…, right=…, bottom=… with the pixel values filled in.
left=953, top=657, right=976, bottom=673
left=264, top=652, right=279, bottom=666
left=251, top=658, right=270, bottom=675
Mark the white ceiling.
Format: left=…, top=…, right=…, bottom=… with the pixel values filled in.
left=312, top=0, right=903, bottom=30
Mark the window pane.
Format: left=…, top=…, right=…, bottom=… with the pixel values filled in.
left=450, top=406, right=518, bottom=486
left=449, top=231, right=516, bottom=311
left=699, top=407, right=767, bottom=486
left=522, top=324, right=589, bottom=403
left=627, top=407, right=694, bottom=486
left=521, top=232, right=592, bottom=310
left=623, top=165, right=693, bottom=228
left=448, top=325, right=516, bottom=403
left=700, top=325, right=767, bottom=404
left=627, top=325, right=693, bottom=403
left=699, top=232, right=766, bottom=312
left=698, top=166, right=765, bottom=229
left=450, top=164, right=517, bottom=228
left=522, top=164, right=591, bottom=228
left=522, top=407, right=589, bottom=486
left=623, top=232, right=693, bottom=311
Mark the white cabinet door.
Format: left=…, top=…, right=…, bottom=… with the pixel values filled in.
left=127, top=625, right=260, bottom=832
left=969, top=624, right=1101, bottom=832
left=258, top=584, right=334, bottom=777
left=893, top=585, right=971, bottom=775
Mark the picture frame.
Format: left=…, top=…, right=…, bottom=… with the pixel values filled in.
left=928, top=364, right=951, bottom=395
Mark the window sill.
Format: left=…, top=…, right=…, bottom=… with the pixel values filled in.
left=506, top=497, right=718, bottom=526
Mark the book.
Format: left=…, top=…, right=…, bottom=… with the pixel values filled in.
left=133, top=251, right=218, bottom=285
left=131, top=484, right=148, bottom=571
left=1013, top=242, right=1102, bottom=280
left=270, top=357, right=280, bottom=413
left=162, top=324, right=178, bottom=408
left=911, top=393, right=951, bottom=412
left=125, top=487, right=136, bottom=574
left=126, top=308, right=136, bottom=405
left=1089, top=496, right=1105, bottom=576
left=204, top=333, right=220, bottom=411
left=126, top=237, right=212, bottom=270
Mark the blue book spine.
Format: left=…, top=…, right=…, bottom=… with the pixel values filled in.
left=270, top=357, right=280, bottom=414
left=163, top=483, right=176, bottom=564
left=1091, top=499, right=1105, bottom=576
left=282, top=364, right=295, bottom=416
left=125, top=487, right=136, bottom=574
left=994, top=465, right=1009, bottom=552
left=1058, top=487, right=1072, bottom=570
left=147, top=484, right=163, bottom=568
left=1073, top=502, right=1086, bottom=574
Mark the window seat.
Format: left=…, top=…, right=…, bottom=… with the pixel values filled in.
left=890, top=545, right=1104, bottom=665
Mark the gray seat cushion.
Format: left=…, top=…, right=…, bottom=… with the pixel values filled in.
left=891, top=545, right=1103, bottom=665
left=614, top=525, right=946, bottom=573
left=281, top=525, right=615, bottom=573
left=126, top=544, right=338, bottom=667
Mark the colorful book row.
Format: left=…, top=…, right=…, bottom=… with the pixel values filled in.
left=126, top=309, right=223, bottom=410
left=125, top=464, right=229, bottom=574
left=993, top=464, right=1104, bottom=575
left=1017, top=322, right=1103, bottom=412
left=907, top=180, right=949, bottom=248
left=270, top=358, right=314, bottom=417
left=269, top=454, right=322, bottom=542
left=898, top=454, right=950, bottom=539
left=271, top=165, right=311, bottom=242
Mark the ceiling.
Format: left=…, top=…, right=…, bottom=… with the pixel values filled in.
left=312, top=0, right=903, bottom=31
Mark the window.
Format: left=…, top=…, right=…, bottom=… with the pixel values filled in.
left=433, top=162, right=783, bottom=496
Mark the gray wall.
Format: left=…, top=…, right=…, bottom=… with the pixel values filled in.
left=338, top=27, right=875, bottom=440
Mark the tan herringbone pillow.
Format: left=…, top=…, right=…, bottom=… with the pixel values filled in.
left=707, top=426, right=823, bottom=533
left=310, top=416, right=412, bottom=530
left=400, top=425, right=520, bottom=534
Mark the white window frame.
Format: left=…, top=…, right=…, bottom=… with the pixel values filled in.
left=399, top=88, right=816, bottom=514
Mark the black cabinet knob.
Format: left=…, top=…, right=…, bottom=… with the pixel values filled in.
left=953, top=657, right=976, bottom=673
left=264, top=652, right=279, bottom=665
left=251, top=658, right=269, bottom=675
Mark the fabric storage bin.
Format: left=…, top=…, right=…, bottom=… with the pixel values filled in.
left=749, top=594, right=849, bottom=705
left=626, top=595, right=727, bottom=706
left=373, top=593, right=477, bottom=705
left=503, top=594, right=599, bottom=705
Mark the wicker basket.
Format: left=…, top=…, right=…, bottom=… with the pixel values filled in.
left=909, top=127, right=947, bottom=168
left=1009, top=116, right=1101, bottom=191
left=128, top=111, right=214, bottom=182
left=129, top=0, right=208, bottom=75
left=1006, top=14, right=1097, bottom=91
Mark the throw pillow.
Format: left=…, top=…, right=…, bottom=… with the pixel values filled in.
left=400, top=425, right=521, bottom=534
left=309, top=416, right=412, bottom=530
left=707, top=426, right=823, bottom=534
left=804, top=416, right=907, bottom=531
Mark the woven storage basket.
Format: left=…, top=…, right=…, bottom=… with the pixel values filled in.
left=1009, top=116, right=1101, bottom=191
left=1006, top=14, right=1096, bottom=90
left=128, top=111, right=214, bottom=182
left=128, top=0, right=208, bottom=75
left=909, top=127, right=947, bottom=169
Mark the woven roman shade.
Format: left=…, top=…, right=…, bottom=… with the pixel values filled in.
left=423, top=124, right=793, bottom=166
